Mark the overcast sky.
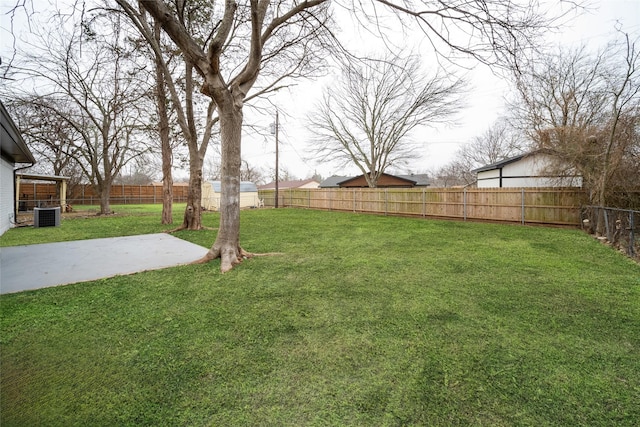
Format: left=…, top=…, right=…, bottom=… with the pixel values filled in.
left=1, top=1, right=639, bottom=182
left=239, top=0, right=640, bottom=182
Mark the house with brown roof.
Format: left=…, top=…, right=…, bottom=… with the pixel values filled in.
left=320, top=173, right=430, bottom=188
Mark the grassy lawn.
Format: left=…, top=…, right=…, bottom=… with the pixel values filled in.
left=1, top=208, right=639, bottom=426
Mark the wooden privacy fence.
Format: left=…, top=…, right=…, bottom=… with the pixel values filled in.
left=18, top=183, right=189, bottom=209
left=259, top=187, right=588, bottom=226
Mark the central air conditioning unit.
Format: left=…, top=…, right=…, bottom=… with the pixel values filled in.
left=34, top=207, right=61, bottom=228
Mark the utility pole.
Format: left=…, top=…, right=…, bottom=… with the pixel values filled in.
left=272, top=110, right=279, bottom=208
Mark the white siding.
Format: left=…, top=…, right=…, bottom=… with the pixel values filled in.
left=0, top=156, right=15, bottom=235
left=477, top=153, right=582, bottom=188
left=476, top=173, right=500, bottom=188
left=201, top=181, right=260, bottom=210
left=298, top=182, right=320, bottom=189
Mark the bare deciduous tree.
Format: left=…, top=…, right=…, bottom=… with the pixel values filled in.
left=308, top=53, right=466, bottom=187
left=9, top=99, right=83, bottom=178
left=117, top=0, right=328, bottom=232
left=152, top=19, right=175, bottom=225
left=2, top=12, right=152, bottom=214
left=459, top=118, right=528, bottom=167
left=133, top=0, right=577, bottom=271
left=8, top=99, right=86, bottom=198
left=430, top=161, right=474, bottom=187
left=434, top=117, right=528, bottom=187
left=115, top=0, right=220, bottom=230
left=135, top=0, right=333, bottom=271
left=511, top=31, right=640, bottom=218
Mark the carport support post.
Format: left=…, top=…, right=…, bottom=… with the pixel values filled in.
left=60, top=180, right=67, bottom=211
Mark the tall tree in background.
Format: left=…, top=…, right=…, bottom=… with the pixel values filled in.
left=308, top=53, right=466, bottom=187
left=434, top=118, right=528, bottom=186
left=137, top=0, right=333, bottom=271
left=152, top=19, right=175, bottom=225
left=511, top=31, right=640, bottom=215
left=116, top=0, right=219, bottom=230
left=9, top=99, right=84, bottom=178
left=117, top=0, right=321, bottom=231
left=458, top=118, right=528, bottom=167
left=1, top=12, right=152, bottom=214
left=8, top=98, right=85, bottom=197
left=136, top=0, right=573, bottom=271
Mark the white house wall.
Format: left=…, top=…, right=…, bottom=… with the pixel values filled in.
left=477, top=153, right=582, bottom=188
left=298, top=182, right=320, bottom=189
left=201, top=181, right=260, bottom=210
left=0, top=156, right=15, bottom=235
left=202, top=193, right=260, bottom=210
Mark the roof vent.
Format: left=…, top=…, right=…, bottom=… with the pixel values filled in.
left=34, top=207, right=61, bottom=228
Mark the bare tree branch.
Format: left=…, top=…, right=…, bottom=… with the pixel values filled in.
left=308, top=52, right=466, bottom=187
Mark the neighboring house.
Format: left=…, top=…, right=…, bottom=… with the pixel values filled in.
left=201, top=181, right=260, bottom=210
left=258, top=179, right=320, bottom=190
left=319, top=173, right=430, bottom=188
left=398, top=174, right=430, bottom=187
left=318, top=176, right=350, bottom=188
left=473, top=150, right=582, bottom=188
left=1, top=101, right=36, bottom=235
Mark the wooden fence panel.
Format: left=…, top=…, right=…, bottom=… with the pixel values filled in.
left=18, top=183, right=190, bottom=206
left=259, top=187, right=588, bottom=226
left=19, top=182, right=588, bottom=225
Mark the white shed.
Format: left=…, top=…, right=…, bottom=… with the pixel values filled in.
left=474, top=151, right=582, bottom=188
left=201, top=181, right=260, bottom=210
left=1, top=101, right=36, bottom=235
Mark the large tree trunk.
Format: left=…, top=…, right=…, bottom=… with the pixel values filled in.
left=161, top=132, right=173, bottom=225
left=155, top=21, right=173, bottom=225
left=198, top=105, right=243, bottom=272
left=99, top=182, right=112, bottom=215
left=176, top=62, right=206, bottom=230
left=158, top=84, right=173, bottom=224
left=181, top=149, right=204, bottom=230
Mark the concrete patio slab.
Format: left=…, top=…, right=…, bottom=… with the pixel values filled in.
left=0, top=234, right=209, bottom=294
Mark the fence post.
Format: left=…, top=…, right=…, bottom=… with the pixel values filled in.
left=329, top=188, right=332, bottom=211
left=521, top=188, right=525, bottom=225
left=385, top=188, right=388, bottom=216
left=630, top=210, right=636, bottom=257
left=353, top=189, right=356, bottom=212
left=463, top=188, right=467, bottom=221
left=604, top=209, right=611, bottom=242
left=422, top=187, right=426, bottom=218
